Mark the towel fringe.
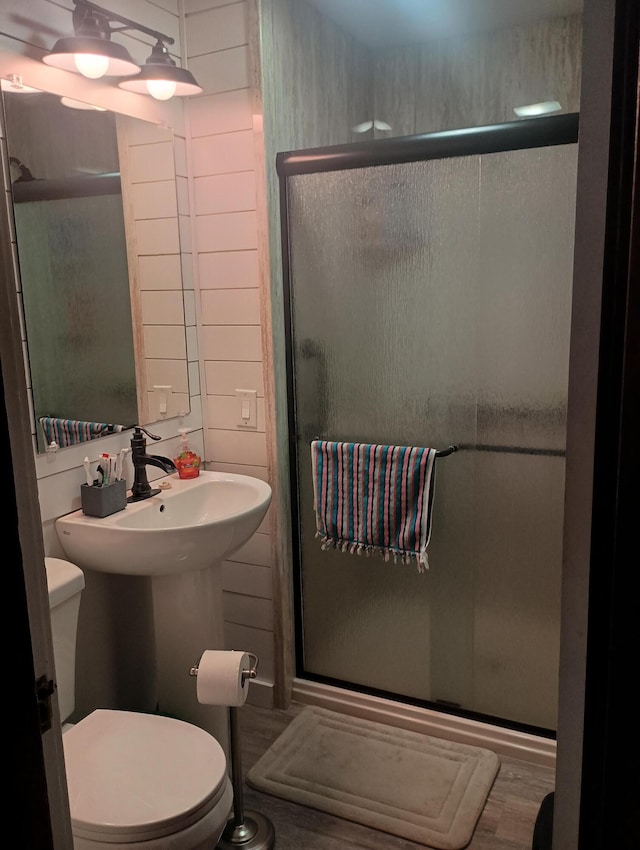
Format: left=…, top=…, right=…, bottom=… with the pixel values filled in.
left=316, top=533, right=430, bottom=572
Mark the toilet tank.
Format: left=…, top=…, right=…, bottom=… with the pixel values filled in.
left=44, top=557, right=85, bottom=724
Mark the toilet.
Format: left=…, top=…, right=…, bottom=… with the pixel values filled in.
left=45, top=557, right=233, bottom=850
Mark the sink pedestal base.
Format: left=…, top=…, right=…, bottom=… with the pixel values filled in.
left=151, top=562, right=229, bottom=754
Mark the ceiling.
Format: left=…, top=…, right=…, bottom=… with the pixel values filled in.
left=305, top=0, right=583, bottom=49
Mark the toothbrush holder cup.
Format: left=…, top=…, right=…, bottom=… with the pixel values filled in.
left=81, top=479, right=127, bottom=518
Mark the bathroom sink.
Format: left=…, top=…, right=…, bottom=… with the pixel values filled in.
left=55, top=471, right=271, bottom=576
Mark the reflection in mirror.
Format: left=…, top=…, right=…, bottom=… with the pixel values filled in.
left=2, top=88, right=189, bottom=452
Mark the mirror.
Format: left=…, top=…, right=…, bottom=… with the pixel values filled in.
left=1, top=86, right=190, bottom=452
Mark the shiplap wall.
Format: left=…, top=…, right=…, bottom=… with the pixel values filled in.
left=183, top=0, right=276, bottom=707
left=118, top=115, right=192, bottom=424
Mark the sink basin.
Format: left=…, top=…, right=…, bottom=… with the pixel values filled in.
left=55, top=471, right=272, bottom=576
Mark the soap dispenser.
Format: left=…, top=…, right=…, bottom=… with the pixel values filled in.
left=174, top=428, right=201, bottom=479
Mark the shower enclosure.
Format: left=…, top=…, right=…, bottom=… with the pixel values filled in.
left=278, top=114, right=579, bottom=737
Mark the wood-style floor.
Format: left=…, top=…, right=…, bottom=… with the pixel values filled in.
left=235, top=701, right=555, bottom=850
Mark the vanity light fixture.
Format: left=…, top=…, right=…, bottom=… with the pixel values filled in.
left=43, top=0, right=140, bottom=78
left=42, top=0, right=202, bottom=100
left=118, top=40, right=203, bottom=100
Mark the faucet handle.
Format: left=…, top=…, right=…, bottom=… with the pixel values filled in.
left=133, top=425, right=162, bottom=442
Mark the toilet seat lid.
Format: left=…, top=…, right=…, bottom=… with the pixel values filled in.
left=64, top=709, right=228, bottom=843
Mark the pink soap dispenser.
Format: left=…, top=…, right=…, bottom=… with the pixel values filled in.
left=173, top=428, right=201, bottom=479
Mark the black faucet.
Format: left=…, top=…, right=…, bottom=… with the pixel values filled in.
left=128, top=426, right=177, bottom=503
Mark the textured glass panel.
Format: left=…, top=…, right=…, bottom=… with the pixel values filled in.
left=15, top=194, right=137, bottom=441
left=289, top=159, right=479, bottom=702
left=286, top=143, right=577, bottom=730
left=472, top=144, right=577, bottom=728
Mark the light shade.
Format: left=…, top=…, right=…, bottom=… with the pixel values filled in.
left=43, top=36, right=141, bottom=78
left=118, top=42, right=202, bottom=98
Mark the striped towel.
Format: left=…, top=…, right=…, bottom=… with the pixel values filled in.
left=39, top=417, right=124, bottom=448
left=311, top=440, right=438, bottom=571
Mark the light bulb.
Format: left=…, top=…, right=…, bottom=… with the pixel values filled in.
left=73, top=53, right=110, bottom=79
left=146, top=79, right=177, bottom=101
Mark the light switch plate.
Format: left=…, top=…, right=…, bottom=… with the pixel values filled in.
left=153, top=385, right=172, bottom=418
left=236, top=388, right=257, bottom=428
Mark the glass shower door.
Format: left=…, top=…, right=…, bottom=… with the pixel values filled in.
left=285, top=137, right=577, bottom=732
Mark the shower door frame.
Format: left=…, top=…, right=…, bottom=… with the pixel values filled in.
left=277, top=112, right=580, bottom=738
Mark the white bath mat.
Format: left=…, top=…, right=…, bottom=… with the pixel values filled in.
left=247, top=706, right=500, bottom=849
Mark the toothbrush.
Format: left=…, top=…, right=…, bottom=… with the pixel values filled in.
left=116, top=448, right=127, bottom=481
left=99, top=453, right=110, bottom=485
left=83, top=457, right=93, bottom=487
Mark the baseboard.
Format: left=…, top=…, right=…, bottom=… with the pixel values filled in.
left=292, top=678, right=556, bottom=767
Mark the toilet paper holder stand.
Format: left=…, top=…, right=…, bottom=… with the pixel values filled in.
left=189, top=652, right=275, bottom=850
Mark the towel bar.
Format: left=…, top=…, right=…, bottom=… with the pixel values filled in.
left=312, top=437, right=459, bottom=458
left=435, top=445, right=458, bottom=457
left=311, top=440, right=564, bottom=459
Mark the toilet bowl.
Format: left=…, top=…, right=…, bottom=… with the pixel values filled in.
left=45, top=557, right=233, bottom=849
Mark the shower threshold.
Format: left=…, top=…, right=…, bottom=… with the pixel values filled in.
left=292, top=678, right=557, bottom=767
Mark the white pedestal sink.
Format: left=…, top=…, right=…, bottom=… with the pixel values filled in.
left=55, top=471, right=272, bottom=749
left=56, top=471, right=272, bottom=575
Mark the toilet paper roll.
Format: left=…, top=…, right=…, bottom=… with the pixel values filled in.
left=196, top=650, right=251, bottom=707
